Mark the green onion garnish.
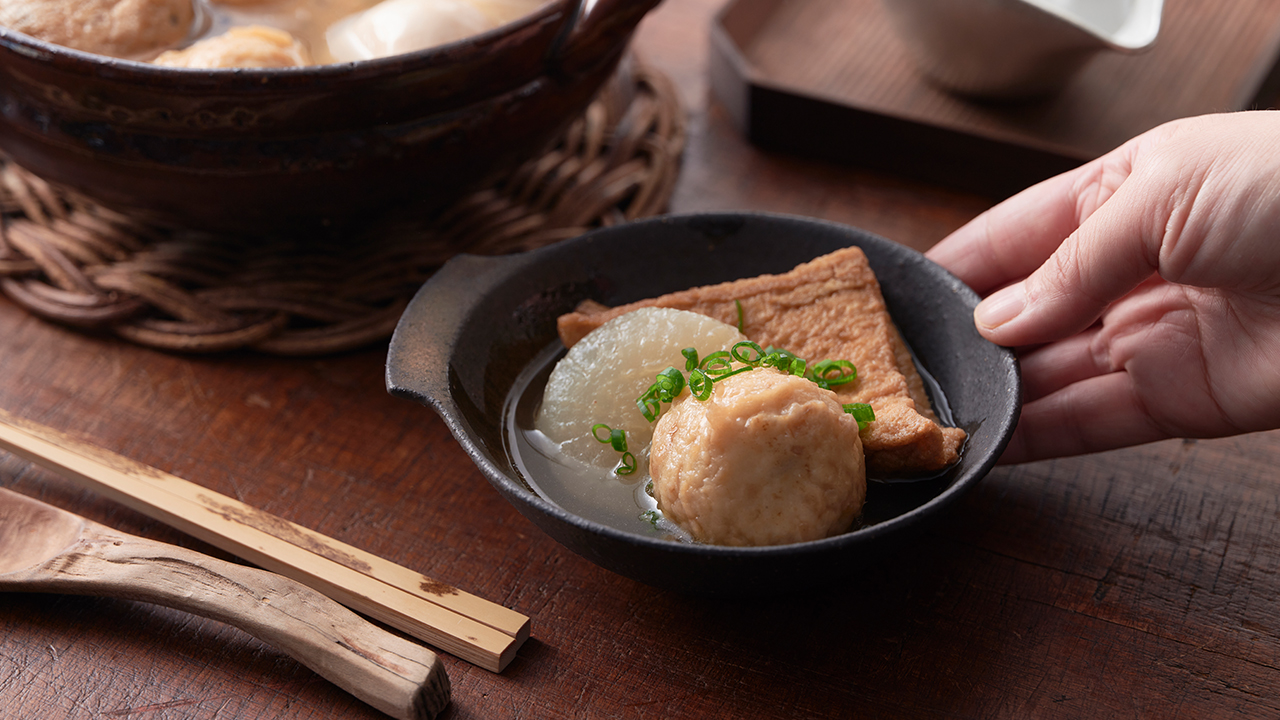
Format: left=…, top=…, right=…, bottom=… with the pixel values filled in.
left=590, top=423, right=628, bottom=452
left=809, top=359, right=857, bottom=388
left=654, top=366, right=685, bottom=401
left=617, top=452, right=637, bottom=475
left=843, top=403, right=876, bottom=429
left=610, top=428, right=627, bottom=452
left=636, top=390, right=662, bottom=422
left=715, top=366, right=753, bottom=381
left=731, top=340, right=766, bottom=365
left=629, top=344, right=862, bottom=424
left=591, top=423, right=613, bottom=443
left=592, top=424, right=637, bottom=475
left=699, top=350, right=732, bottom=367
left=681, top=347, right=699, bottom=371
left=735, top=299, right=745, bottom=332
left=689, top=368, right=714, bottom=400
left=640, top=509, right=661, bottom=528
left=761, top=348, right=797, bottom=374
left=788, top=356, right=808, bottom=377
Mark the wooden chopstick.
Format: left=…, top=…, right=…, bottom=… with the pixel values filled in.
left=0, top=408, right=529, bottom=672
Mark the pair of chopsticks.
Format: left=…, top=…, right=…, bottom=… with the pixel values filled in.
left=0, top=407, right=528, bottom=672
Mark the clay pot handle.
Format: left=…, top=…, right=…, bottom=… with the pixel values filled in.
left=553, top=0, right=666, bottom=76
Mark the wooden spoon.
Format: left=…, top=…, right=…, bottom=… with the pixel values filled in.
left=0, top=487, right=450, bottom=720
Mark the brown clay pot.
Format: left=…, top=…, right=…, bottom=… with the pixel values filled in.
left=0, top=0, right=664, bottom=236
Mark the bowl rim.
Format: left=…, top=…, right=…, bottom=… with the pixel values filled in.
left=0, top=0, right=573, bottom=81
left=390, top=211, right=1021, bottom=561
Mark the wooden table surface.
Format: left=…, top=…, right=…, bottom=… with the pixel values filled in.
left=4, top=1, right=1280, bottom=718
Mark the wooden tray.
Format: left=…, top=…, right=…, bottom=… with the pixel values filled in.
left=709, top=0, right=1280, bottom=197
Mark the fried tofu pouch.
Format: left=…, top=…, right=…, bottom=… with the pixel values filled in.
left=556, top=247, right=966, bottom=474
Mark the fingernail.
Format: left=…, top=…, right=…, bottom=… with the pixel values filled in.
left=975, top=282, right=1026, bottom=330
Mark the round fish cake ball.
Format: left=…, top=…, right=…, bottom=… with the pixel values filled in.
left=153, top=26, right=311, bottom=68
left=650, top=368, right=865, bottom=547
left=1, top=0, right=195, bottom=59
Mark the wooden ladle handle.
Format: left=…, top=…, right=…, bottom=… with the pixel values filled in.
left=4, top=521, right=450, bottom=720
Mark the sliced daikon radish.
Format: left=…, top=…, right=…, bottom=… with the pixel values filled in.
left=535, top=307, right=747, bottom=472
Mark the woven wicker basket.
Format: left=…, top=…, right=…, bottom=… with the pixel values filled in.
left=0, top=61, right=684, bottom=355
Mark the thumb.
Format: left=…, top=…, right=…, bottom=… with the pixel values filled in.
left=972, top=178, right=1163, bottom=347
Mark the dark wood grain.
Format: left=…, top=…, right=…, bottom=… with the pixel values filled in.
left=4, top=1, right=1280, bottom=718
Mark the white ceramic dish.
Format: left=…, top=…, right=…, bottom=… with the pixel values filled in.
left=879, top=0, right=1164, bottom=98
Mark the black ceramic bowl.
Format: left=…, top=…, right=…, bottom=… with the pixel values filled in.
left=386, top=213, right=1021, bottom=596
left=0, top=0, right=661, bottom=235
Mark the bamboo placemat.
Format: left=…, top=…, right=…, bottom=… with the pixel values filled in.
left=0, top=61, right=684, bottom=355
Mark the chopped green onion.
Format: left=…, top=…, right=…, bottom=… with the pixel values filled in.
left=636, top=389, right=662, bottom=422
left=735, top=299, right=745, bottom=332
left=631, top=343, right=861, bottom=424
left=636, top=365, right=690, bottom=424
left=689, top=368, right=713, bottom=400
left=681, top=347, right=699, bottom=371
left=591, top=423, right=613, bottom=443
left=699, top=351, right=735, bottom=377
left=789, top=356, right=808, bottom=377
left=843, top=403, right=876, bottom=429
left=712, top=366, right=753, bottom=382
left=654, top=366, right=685, bottom=401
left=810, top=359, right=857, bottom=388
left=761, top=348, right=798, bottom=374
left=591, top=423, right=630, bottom=452
left=731, top=341, right=766, bottom=365
left=640, top=509, right=661, bottom=528
left=617, top=452, right=637, bottom=475
left=590, top=423, right=637, bottom=475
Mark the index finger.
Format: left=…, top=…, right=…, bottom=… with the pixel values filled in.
left=927, top=158, right=1106, bottom=296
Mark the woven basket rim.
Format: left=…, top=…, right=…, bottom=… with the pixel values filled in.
left=0, top=60, right=685, bottom=355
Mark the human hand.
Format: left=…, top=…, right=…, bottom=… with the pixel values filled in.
left=926, top=111, right=1280, bottom=464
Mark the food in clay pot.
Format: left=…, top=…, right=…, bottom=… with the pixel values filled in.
left=0, top=0, right=551, bottom=68
left=153, top=25, right=310, bottom=67
left=0, top=0, right=664, bottom=235
left=325, top=0, right=545, bottom=63
left=0, top=0, right=195, bottom=59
